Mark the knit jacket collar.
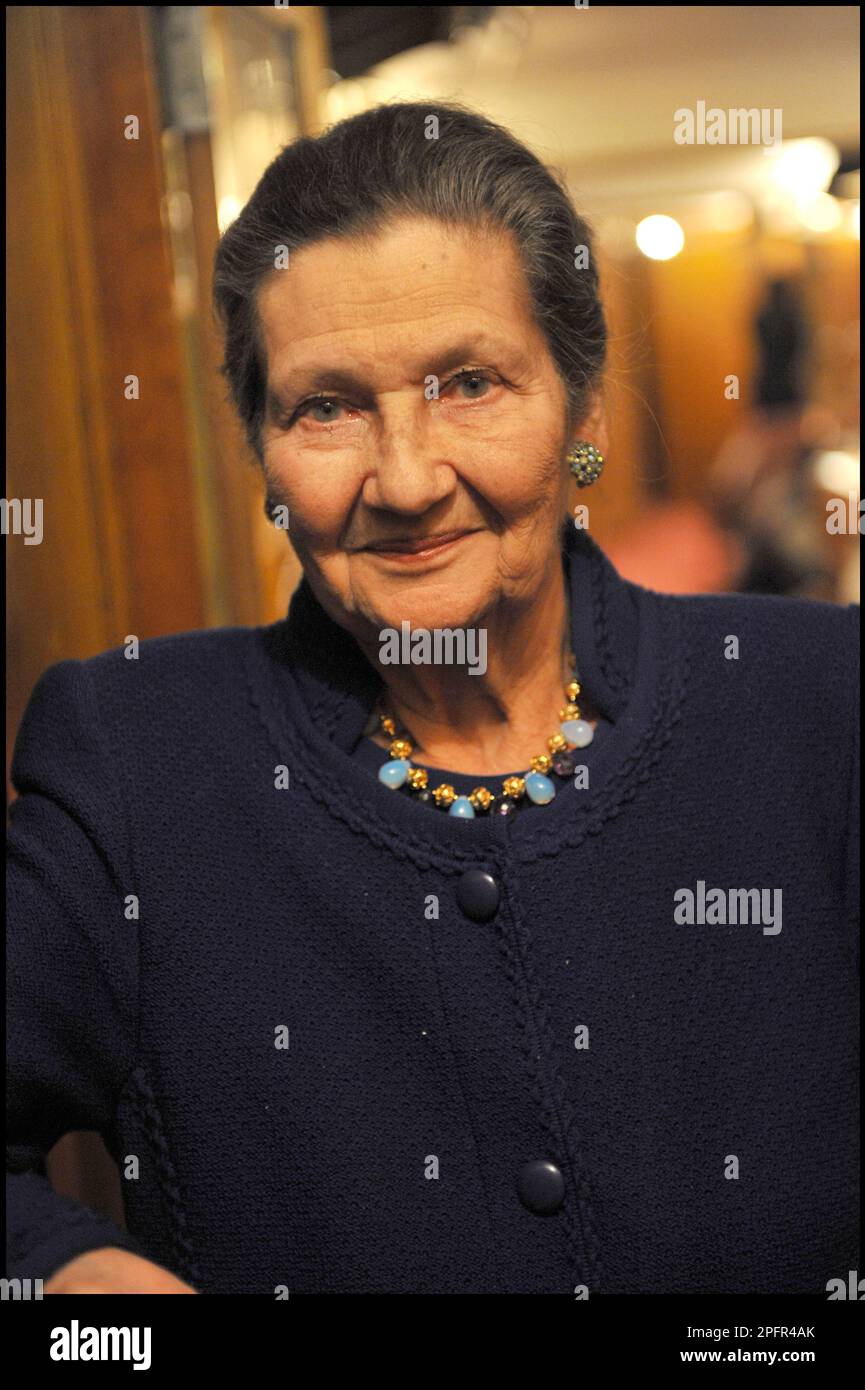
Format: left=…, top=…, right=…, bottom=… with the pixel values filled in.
left=279, top=520, right=640, bottom=754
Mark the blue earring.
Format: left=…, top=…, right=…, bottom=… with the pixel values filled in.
left=567, top=441, right=605, bottom=487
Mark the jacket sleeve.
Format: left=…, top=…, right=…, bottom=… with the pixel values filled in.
left=6, top=657, right=147, bottom=1281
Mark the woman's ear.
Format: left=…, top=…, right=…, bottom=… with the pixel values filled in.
left=570, top=394, right=609, bottom=458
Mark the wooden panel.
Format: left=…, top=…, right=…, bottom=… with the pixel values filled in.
left=171, top=127, right=265, bottom=627
left=58, top=6, right=207, bottom=636
left=6, top=6, right=207, bottom=789
left=578, top=247, right=659, bottom=543
left=804, top=239, right=860, bottom=431
left=6, top=6, right=127, bottom=782
left=645, top=230, right=759, bottom=500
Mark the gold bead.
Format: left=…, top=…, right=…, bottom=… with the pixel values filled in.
left=502, top=775, right=526, bottom=800
left=547, top=733, right=568, bottom=754
left=380, top=715, right=396, bottom=736
left=559, top=703, right=581, bottom=721
left=389, top=738, right=413, bottom=760
left=565, top=681, right=581, bottom=702
left=407, top=766, right=428, bottom=790
left=432, top=783, right=456, bottom=807
left=530, top=753, right=553, bottom=774
left=469, top=786, right=493, bottom=811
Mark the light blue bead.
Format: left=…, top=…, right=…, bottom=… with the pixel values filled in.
left=449, top=796, right=475, bottom=818
left=379, top=758, right=410, bottom=789
left=525, top=771, right=556, bottom=805
left=561, top=718, right=594, bottom=748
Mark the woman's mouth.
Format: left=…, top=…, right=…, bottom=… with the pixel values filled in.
left=362, top=529, right=478, bottom=563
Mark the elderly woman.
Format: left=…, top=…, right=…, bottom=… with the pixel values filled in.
left=7, top=102, right=858, bottom=1296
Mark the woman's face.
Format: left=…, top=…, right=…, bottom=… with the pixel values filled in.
left=257, top=215, right=573, bottom=640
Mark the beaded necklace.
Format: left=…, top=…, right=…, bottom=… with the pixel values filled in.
left=376, top=651, right=595, bottom=818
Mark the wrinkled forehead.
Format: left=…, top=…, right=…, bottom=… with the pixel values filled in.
left=254, top=216, right=540, bottom=381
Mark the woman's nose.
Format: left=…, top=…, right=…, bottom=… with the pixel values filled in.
left=362, top=409, right=456, bottom=514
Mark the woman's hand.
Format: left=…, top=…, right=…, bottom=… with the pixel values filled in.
left=43, top=1246, right=198, bottom=1293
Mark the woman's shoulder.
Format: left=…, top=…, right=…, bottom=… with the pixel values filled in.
left=654, top=585, right=858, bottom=662
left=640, top=584, right=859, bottom=725
left=19, top=623, right=268, bottom=752
left=76, top=621, right=262, bottom=691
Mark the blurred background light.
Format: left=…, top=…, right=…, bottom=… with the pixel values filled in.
left=216, top=195, right=242, bottom=233
left=635, top=214, right=685, bottom=260
left=812, top=448, right=861, bottom=493
left=845, top=200, right=860, bottom=239
left=763, top=137, right=841, bottom=196
left=795, top=191, right=844, bottom=235
left=691, top=190, right=755, bottom=235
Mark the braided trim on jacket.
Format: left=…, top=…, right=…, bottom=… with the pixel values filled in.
left=496, top=860, right=602, bottom=1291
left=125, top=1067, right=202, bottom=1290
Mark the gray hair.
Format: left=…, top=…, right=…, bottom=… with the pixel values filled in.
left=212, top=100, right=607, bottom=466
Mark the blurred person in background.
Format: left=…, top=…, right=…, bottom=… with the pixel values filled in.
left=707, top=278, right=836, bottom=598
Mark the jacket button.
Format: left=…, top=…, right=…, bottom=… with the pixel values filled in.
left=456, top=869, right=500, bottom=922
left=517, top=1160, right=565, bottom=1215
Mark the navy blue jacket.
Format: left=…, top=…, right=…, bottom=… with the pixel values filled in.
left=6, top=525, right=859, bottom=1293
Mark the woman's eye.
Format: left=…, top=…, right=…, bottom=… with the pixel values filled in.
left=296, top=397, right=344, bottom=424
left=447, top=369, right=493, bottom=400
